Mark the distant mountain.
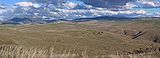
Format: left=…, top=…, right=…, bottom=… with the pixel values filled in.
left=73, top=16, right=137, bottom=22
left=0, top=16, right=159, bottom=25
left=10, top=18, right=32, bottom=24
left=0, top=18, right=32, bottom=25
left=1, top=17, right=60, bottom=25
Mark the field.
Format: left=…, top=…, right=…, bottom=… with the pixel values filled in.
left=0, top=18, right=160, bottom=58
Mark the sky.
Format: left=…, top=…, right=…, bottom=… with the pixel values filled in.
left=0, top=0, right=28, bottom=6
left=0, top=0, right=160, bottom=21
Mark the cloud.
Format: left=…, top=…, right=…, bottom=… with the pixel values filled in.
left=0, top=5, right=8, bottom=15
left=0, top=9, right=7, bottom=14
left=0, top=5, right=7, bottom=15
left=15, top=1, right=41, bottom=9
left=63, top=2, right=78, bottom=9
left=80, top=0, right=160, bottom=9
left=122, top=2, right=137, bottom=9
left=120, top=0, right=160, bottom=9
left=1, top=0, right=159, bottom=21
left=0, top=4, right=6, bottom=9
left=136, top=1, right=160, bottom=8
left=0, top=6, right=11, bottom=21
left=80, top=0, right=135, bottom=8
left=33, top=4, right=41, bottom=8
left=51, top=9, right=147, bottom=19
left=15, top=2, right=33, bottom=7
left=31, top=0, right=66, bottom=6
left=10, top=0, right=158, bottom=20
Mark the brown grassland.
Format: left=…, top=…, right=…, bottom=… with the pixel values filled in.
left=0, top=18, right=160, bottom=58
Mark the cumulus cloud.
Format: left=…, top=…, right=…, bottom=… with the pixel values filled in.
left=80, top=0, right=160, bottom=9
left=80, top=0, right=135, bottom=8
left=136, top=1, right=160, bottom=8
left=33, top=4, right=41, bottom=8
left=15, top=2, right=33, bottom=7
left=122, top=2, right=137, bottom=9
left=49, top=8, right=148, bottom=19
left=15, top=1, right=41, bottom=8
left=0, top=0, right=160, bottom=21
left=0, top=4, right=6, bottom=9
left=11, top=0, right=159, bottom=19
left=0, top=5, right=14, bottom=21
left=63, top=2, right=78, bottom=9
left=0, top=4, right=7, bottom=11
left=120, top=0, right=160, bottom=9
left=0, top=5, right=8, bottom=16
left=0, top=9, right=7, bottom=14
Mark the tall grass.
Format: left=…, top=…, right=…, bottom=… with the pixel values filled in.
left=0, top=45, right=159, bottom=58
left=0, top=45, right=79, bottom=58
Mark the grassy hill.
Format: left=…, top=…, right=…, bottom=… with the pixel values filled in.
left=0, top=19, right=160, bottom=58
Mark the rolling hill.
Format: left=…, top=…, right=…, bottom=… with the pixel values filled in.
left=0, top=18, right=160, bottom=58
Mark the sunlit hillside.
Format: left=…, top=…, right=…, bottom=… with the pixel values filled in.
left=0, top=18, right=160, bottom=58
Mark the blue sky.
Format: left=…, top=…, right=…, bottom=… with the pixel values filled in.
left=0, top=0, right=160, bottom=20
left=0, top=0, right=28, bottom=5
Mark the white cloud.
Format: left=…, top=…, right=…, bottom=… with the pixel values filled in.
left=121, top=0, right=160, bottom=9
left=63, top=2, right=78, bottom=9
left=0, top=9, right=8, bottom=21
left=15, top=2, right=41, bottom=8
left=122, top=2, right=137, bottom=9
left=1, top=0, right=159, bottom=21
left=0, top=8, right=8, bottom=15
left=0, top=5, right=6, bottom=9
left=33, top=4, right=41, bottom=8
left=15, top=2, right=33, bottom=7
left=53, top=9, right=148, bottom=19
left=0, top=5, right=7, bottom=14
left=136, top=1, right=160, bottom=8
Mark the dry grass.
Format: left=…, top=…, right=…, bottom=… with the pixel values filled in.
left=0, top=45, right=159, bottom=58
left=0, top=19, right=160, bottom=58
left=0, top=45, right=79, bottom=58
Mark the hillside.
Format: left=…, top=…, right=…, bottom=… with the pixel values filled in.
left=0, top=19, right=160, bottom=57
